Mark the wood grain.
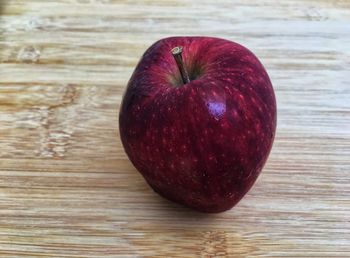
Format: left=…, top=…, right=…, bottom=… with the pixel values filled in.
left=0, top=0, right=349, bottom=257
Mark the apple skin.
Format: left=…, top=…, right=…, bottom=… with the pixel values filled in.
left=119, top=37, right=276, bottom=213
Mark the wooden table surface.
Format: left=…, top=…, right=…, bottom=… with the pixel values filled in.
left=0, top=0, right=349, bottom=257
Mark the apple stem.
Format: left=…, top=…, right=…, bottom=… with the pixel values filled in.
left=171, top=46, right=190, bottom=85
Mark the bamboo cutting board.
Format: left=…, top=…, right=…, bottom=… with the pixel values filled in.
left=0, top=0, right=349, bottom=257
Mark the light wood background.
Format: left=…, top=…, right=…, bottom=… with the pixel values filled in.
left=0, top=0, right=349, bottom=257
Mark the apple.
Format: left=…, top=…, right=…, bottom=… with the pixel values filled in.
left=119, top=37, right=276, bottom=213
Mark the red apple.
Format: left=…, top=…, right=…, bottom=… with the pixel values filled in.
left=119, top=37, right=276, bottom=213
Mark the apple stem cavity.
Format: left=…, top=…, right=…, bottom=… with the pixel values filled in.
left=171, top=46, right=190, bottom=85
